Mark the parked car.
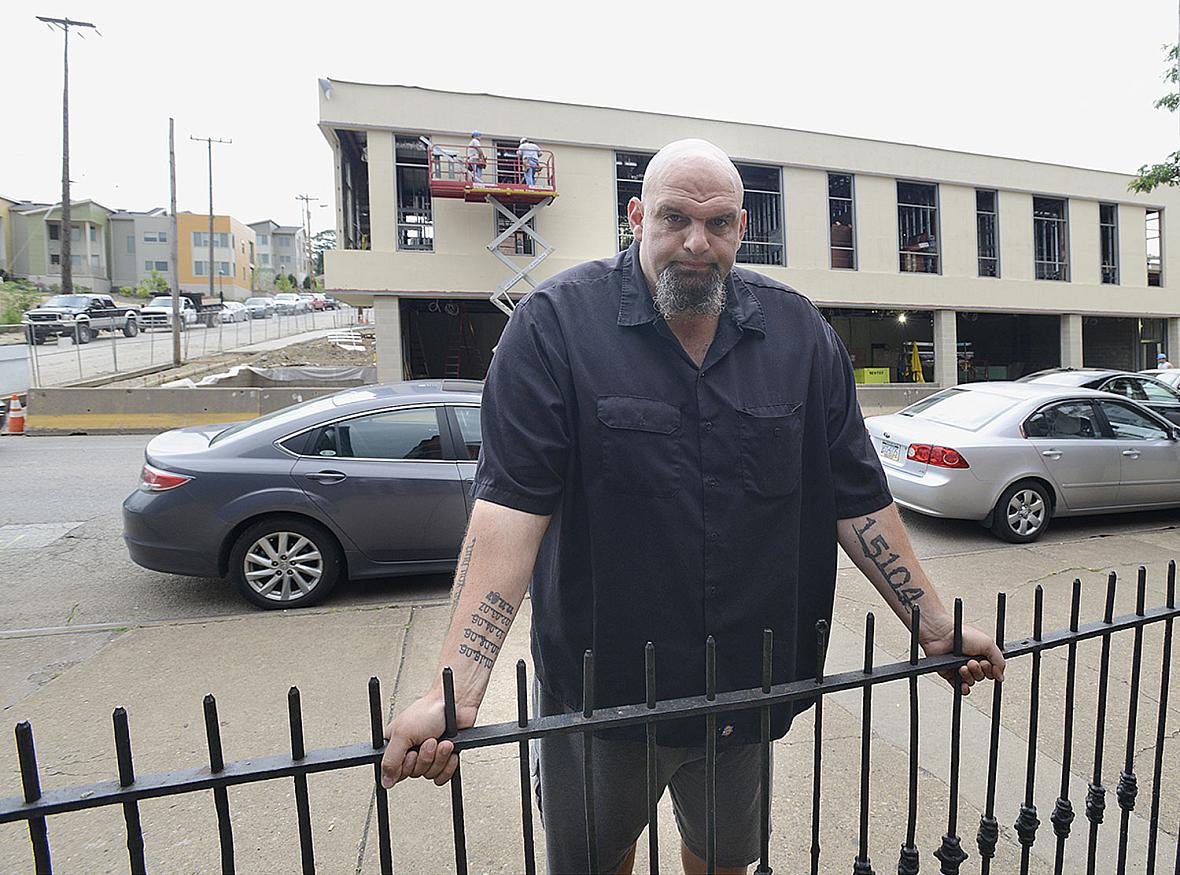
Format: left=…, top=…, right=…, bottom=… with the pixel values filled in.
left=321, top=294, right=341, bottom=311
left=864, top=382, right=1180, bottom=543
left=220, top=301, right=249, bottom=323
left=122, top=380, right=484, bottom=608
left=273, top=293, right=305, bottom=315
left=1018, top=368, right=1180, bottom=425
left=1140, top=367, right=1180, bottom=390
left=310, top=293, right=331, bottom=311
left=139, top=293, right=222, bottom=330
left=244, top=297, right=275, bottom=319
left=299, top=293, right=319, bottom=311
left=22, top=293, right=139, bottom=344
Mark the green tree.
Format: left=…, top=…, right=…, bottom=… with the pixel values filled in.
left=133, top=269, right=170, bottom=299
left=1131, top=44, right=1180, bottom=193
left=274, top=273, right=294, bottom=293
left=311, top=229, right=336, bottom=274
left=0, top=279, right=44, bottom=324
left=302, top=274, right=312, bottom=289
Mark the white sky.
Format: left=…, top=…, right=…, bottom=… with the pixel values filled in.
left=3, top=0, right=1180, bottom=235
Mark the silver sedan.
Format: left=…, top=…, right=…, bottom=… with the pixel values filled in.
left=865, top=382, right=1180, bottom=542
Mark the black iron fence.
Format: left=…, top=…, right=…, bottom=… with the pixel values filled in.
left=2, top=564, right=1178, bottom=874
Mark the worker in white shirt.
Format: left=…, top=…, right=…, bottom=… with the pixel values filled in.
left=467, top=132, right=487, bottom=183
left=517, top=137, right=541, bottom=186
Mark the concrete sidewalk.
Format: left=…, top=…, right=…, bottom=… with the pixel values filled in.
left=2, top=540, right=1179, bottom=873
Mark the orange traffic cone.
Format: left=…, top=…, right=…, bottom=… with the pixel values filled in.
left=4, top=394, right=25, bottom=435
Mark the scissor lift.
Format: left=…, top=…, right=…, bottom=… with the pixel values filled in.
left=428, top=143, right=558, bottom=316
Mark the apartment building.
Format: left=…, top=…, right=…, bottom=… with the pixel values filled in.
left=176, top=212, right=255, bottom=299
left=7, top=199, right=114, bottom=293
left=318, top=81, right=1180, bottom=385
left=109, top=208, right=173, bottom=289
left=249, top=219, right=308, bottom=287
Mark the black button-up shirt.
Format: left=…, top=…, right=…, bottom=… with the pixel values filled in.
left=473, top=243, right=891, bottom=745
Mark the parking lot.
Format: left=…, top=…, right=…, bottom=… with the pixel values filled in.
left=2, top=433, right=1179, bottom=872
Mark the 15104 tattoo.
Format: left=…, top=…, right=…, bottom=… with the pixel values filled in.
left=853, top=516, right=925, bottom=610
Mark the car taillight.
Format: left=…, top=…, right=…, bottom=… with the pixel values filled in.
left=140, top=464, right=192, bottom=492
left=907, top=444, right=970, bottom=469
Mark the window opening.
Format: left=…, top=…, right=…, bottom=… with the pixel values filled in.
left=976, top=190, right=999, bottom=277
left=1033, top=197, right=1069, bottom=281
left=395, top=135, right=433, bottom=252
left=829, top=173, right=855, bottom=270
left=898, top=181, right=939, bottom=273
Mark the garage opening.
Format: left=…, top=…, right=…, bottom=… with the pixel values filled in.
left=1083, top=317, right=1166, bottom=371
left=401, top=299, right=508, bottom=380
left=955, top=312, right=1060, bottom=382
left=335, top=129, right=370, bottom=251
left=821, top=308, right=934, bottom=383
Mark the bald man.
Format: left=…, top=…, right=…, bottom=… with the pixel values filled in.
left=381, top=139, right=1003, bottom=874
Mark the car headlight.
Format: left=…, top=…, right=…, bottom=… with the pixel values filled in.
left=60, top=313, right=75, bottom=321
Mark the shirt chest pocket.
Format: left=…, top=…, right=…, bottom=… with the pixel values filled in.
left=596, top=396, right=682, bottom=497
left=739, top=402, right=803, bottom=498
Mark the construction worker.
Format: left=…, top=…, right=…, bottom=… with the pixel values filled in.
left=466, top=131, right=486, bottom=183
left=517, top=136, right=541, bottom=186
left=380, top=139, right=1003, bottom=875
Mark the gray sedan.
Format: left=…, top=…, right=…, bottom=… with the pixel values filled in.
left=122, top=381, right=483, bottom=608
left=865, top=382, right=1180, bottom=542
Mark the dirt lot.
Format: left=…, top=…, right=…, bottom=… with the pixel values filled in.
left=251, top=330, right=375, bottom=368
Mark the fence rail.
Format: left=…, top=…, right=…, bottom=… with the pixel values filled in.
left=3, top=564, right=1178, bottom=874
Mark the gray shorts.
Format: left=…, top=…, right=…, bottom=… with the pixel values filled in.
left=531, top=681, right=768, bottom=874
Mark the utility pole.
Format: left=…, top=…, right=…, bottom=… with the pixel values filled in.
left=169, top=118, right=181, bottom=366
left=295, top=194, right=320, bottom=287
left=37, top=15, right=98, bottom=294
left=190, top=135, right=231, bottom=309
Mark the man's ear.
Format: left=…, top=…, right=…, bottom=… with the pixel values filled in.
left=738, top=208, right=748, bottom=242
left=626, top=197, right=644, bottom=242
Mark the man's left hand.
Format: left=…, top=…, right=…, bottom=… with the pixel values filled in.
left=920, top=621, right=1005, bottom=696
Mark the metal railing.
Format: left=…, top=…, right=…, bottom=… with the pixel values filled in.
left=17, top=306, right=359, bottom=390
left=2, top=565, right=1178, bottom=874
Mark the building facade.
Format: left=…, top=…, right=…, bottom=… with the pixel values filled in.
left=0, top=195, right=16, bottom=275
left=8, top=200, right=115, bottom=293
left=318, top=81, right=1180, bottom=385
left=109, top=208, right=173, bottom=290
left=248, top=220, right=308, bottom=288
left=175, top=212, right=255, bottom=300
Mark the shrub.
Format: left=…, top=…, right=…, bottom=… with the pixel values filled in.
left=0, top=280, right=44, bottom=324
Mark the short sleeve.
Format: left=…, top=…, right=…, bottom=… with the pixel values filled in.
left=821, top=322, right=893, bottom=519
left=471, top=295, right=572, bottom=516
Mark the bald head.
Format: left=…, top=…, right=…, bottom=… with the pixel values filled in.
left=640, top=139, right=744, bottom=203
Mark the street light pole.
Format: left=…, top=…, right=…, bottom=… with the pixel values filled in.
left=37, top=15, right=98, bottom=294
left=295, top=193, right=320, bottom=288
left=190, top=135, right=231, bottom=307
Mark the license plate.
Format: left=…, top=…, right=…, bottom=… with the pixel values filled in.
left=880, top=441, right=902, bottom=462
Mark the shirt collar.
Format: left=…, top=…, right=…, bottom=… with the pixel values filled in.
left=617, top=242, right=766, bottom=335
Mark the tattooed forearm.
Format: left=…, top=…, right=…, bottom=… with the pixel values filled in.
left=449, top=536, right=477, bottom=618
left=852, top=516, right=925, bottom=610
left=457, top=590, right=515, bottom=668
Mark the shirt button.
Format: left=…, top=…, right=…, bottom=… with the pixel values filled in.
left=703, top=421, right=713, bottom=431
left=706, top=476, right=719, bottom=487
left=707, top=585, right=718, bottom=598
left=708, top=531, right=720, bottom=541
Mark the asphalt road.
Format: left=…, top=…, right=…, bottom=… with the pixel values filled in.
left=2, top=433, right=1179, bottom=634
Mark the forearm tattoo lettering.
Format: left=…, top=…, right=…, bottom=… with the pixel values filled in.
left=853, top=516, right=925, bottom=610
left=449, top=536, right=477, bottom=618
left=458, top=590, right=515, bottom=669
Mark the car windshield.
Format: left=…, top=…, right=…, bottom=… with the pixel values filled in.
left=210, top=395, right=341, bottom=446
left=899, top=387, right=1013, bottom=431
left=276, top=294, right=298, bottom=300
left=245, top=298, right=268, bottom=305
left=1017, top=371, right=1094, bottom=387
left=42, top=295, right=91, bottom=308
left=147, top=297, right=174, bottom=308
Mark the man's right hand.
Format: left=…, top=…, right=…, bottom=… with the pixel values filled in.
left=379, top=691, right=478, bottom=789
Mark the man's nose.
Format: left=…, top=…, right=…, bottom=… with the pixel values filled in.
left=684, top=220, right=709, bottom=255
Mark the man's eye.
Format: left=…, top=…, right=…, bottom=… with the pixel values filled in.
left=665, top=215, right=687, bottom=226
left=710, top=218, right=731, bottom=228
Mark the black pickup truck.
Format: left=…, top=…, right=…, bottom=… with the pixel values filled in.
left=21, top=294, right=140, bottom=344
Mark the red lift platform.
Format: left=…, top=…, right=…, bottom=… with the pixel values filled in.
left=427, top=142, right=558, bottom=315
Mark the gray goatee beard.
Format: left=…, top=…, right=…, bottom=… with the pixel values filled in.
left=652, top=263, right=727, bottom=320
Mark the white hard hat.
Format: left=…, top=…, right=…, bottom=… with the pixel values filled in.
left=520, top=136, right=528, bottom=144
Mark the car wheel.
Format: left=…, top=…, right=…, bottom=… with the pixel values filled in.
left=229, top=516, right=342, bottom=609
left=991, top=481, right=1052, bottom=543
left=123, top=320, right=139, bottom=338
left=73, top=324, right=93, bottom=344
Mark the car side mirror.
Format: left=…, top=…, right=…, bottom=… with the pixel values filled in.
left=1172, top=426, right=1180, bottom=441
